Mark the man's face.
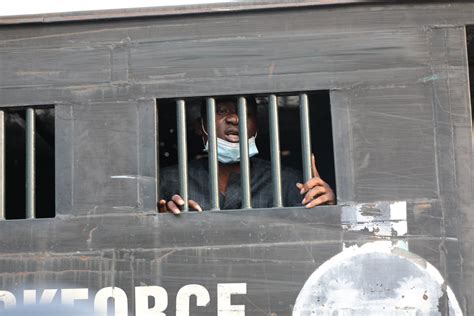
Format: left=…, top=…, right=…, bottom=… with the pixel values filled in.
left=203, top=101, right=258, bottom=143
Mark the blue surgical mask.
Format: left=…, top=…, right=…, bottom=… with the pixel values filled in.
left=202, top=120, right=259, bottom=163
left=204, top=136, right=259, bottom=164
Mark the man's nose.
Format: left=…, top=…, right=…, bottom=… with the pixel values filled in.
left=225, top=113, right=239, bottom=125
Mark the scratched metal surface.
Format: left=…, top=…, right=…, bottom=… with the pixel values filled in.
left=0, top=204, right=455, bottom=314
left=0, top=2, right=472, bottom=315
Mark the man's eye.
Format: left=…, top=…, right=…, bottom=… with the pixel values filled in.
left=217, top=108, right=228, bottom=115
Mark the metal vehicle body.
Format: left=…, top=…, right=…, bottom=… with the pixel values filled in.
left=0, top=1, right=472, bottom=315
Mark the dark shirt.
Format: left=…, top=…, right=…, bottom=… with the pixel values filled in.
left=159, top=158, right=303, bottom=210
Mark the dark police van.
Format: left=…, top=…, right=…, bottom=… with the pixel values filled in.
left=0, top=1, right=472, bottom=315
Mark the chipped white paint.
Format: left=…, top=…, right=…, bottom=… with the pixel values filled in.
left=135, top=286, right=168, bottom=316
left=293, top=241, right=463, bottom=315
left=217, top=283, right=246, bottom=315
left=390, top=201, right=407, bottom=220
left=110, top=175, right=154, bottom=181
left=0, top=291, right=16, bottom=309
left=94, top=287, right=128, bottom=316
left=176, top=284, right=210, bottom=316
left=1, top=284, right=247, bottom=315
left=390, top=201, right=408, bottom=236
left=391, top=220, right=408, bottom=236
left=341, top=201, right=407, bottom=237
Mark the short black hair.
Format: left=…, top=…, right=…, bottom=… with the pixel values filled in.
left=200, top=96, right=257, bottom=119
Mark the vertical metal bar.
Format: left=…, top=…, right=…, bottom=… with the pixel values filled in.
left=26, top=108, right=35, bottom=219
left=268, top=95, right=283, bottom=207
left=299, top=93, right=312, bottom=182
left=0, top=110, right=4, bottom=220
left=176, top=100, right=189, bottom=212
left=206, top=98, right=220, bottom=210
left=238, top=97, right=252, bottom=209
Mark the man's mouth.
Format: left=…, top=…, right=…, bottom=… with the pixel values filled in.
left=225, top=130, right=240, bottom=142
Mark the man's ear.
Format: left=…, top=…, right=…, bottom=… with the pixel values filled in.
left=192, top=118, right=204, bottom=136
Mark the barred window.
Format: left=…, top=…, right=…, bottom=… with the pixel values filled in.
left=157, top=91, right=335, bottom=212
left=2, top=106, right=55, bottom=219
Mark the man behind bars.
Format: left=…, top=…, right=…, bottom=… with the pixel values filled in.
left=158, top=97, right=335, bottom=214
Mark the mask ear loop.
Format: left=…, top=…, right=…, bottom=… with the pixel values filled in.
left=201, top=118, right=208, bottom=136
left=201, top=118, right=208, bottom=150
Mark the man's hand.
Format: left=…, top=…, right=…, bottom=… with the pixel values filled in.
left=158, top=194, right=203, bottom=215
left=296, top=154, right=335, bottom=208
